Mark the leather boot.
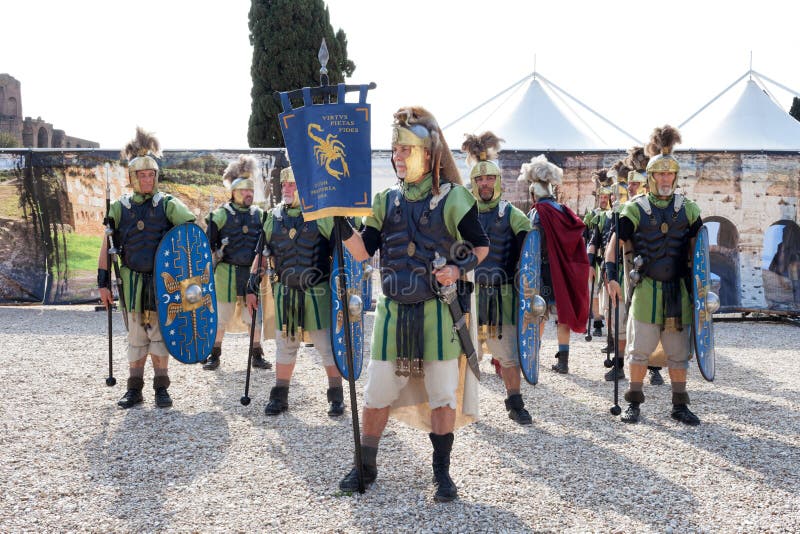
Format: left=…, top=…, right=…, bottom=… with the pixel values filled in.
left=671, top=392, right=700, bottom=426
left=202, top=346, right=221, bottom=370
left=326, top=386, right=345, bottom=417
left=621, top=390, right=644, bottom=424
left=550, top=351, right=568, bottom=374
left=504, top=394, right=533, bottom=425
left=648, top=366, right=664, bottom=385
left=251, top=346, right=272, bottom=369
left=430, top=433, right=458, bottom=502
left=339, top=446, right=378, bottom=492
left=592, top=320, right=603, bottom=337
left=604, top=358, right=626, bottom=381
left=264, top=386, right=289, bottom=415
left=153, top=376, right=173, bottom=408
left=117, top=377, right=144, bottom=409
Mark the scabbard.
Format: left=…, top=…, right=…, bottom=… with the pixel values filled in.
left=444, top=295, right=481, bottom=381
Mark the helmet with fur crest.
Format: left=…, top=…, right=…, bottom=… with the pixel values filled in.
left=121, top=127, right=161, bottom=194
left=462, top=131, right=504, bottom=203
left=223, top=155, right=259, bottom=206
left=645, top=125, right=682, bottom=196
left=518, top=154, right=562, bottom=201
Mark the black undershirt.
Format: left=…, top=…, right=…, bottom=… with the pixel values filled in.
left=361, top=203, right=489, bottom=257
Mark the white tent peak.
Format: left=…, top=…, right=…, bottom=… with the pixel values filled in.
left=443, top=71, right=641, bottom=151
left=680, top=70, right=800, bottom=151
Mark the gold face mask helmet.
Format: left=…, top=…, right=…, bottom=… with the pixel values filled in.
left=391, top=123, right=431, bottom=184
left=470, top=160, right=502, bottom=202
left=279, top=166, right=300, bottom=207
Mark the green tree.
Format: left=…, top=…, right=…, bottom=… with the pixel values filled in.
left=790, top=97, right=800, bottom=123
left=0, top=132, right=20, bottom=148
left=248, top=0, right=355, bottom=148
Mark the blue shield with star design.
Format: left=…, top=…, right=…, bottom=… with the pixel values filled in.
left=517, top=227, right=543, bottom=385
left=155, top=223, right=218, bottom=364
left=330, top=247, right=364, bottom=380
left=692, top=225, right=715, bottom=381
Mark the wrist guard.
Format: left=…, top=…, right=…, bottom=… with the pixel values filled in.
left=604, top=261, right=618, bottom=283
left=246, top=273, right=261, bottom=295
left=334, top=216, right=355, bottom=241
left=587, top=253, right=596, bottom=267
left=453, top=253, right=479, bottom=276
left=97, top=268, right=110, bottom=289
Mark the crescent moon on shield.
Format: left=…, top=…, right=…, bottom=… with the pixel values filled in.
left=695, top=300, right=701, bottom=310
left=162, top=294, right=170, bottom=304
left=208, top=283, right=214, bottom=292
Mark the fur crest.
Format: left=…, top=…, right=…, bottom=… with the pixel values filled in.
left=646, top=125, right=682, bottom=156
left=121, top=127, right=161, bottom=160
left=461, top=131, right=504, bottom=167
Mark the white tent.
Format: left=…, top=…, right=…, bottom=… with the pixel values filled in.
left=443, top=72, right=640, bottom=151
left=680, top=71, right=800, bottom=151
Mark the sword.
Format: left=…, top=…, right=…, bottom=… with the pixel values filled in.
left=212, top=237, right=229, bottom=270
left=432, top=254, right=480, bottom=380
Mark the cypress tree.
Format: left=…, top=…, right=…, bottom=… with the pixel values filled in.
left=790, top=97, right=800, bottom=123
left=248, top=0, right=355, bottom=148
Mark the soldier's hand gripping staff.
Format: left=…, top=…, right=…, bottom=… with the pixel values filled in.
left=203, top=155, right=271, bottom=371
left=336, top=107, right=489, bottom=502
left=98, top=127, right=195, bottom=409
left=519, top=155, right=590, bottom=376
left=462, top=132, right=534, bottom=425
left=245, top=166, right=345, bottom=417
left=99, top=163, right=127, bottom=387
left=606, top=125, right=705, bottom=426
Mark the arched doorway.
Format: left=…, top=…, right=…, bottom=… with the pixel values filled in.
left=705, top=217, right=740, bottom=307
left=762, top=220, right=800, bottom=310
left=37, top=127, right=49, bottom=148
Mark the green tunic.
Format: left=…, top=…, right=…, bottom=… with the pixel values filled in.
left=109, top=193, right=196, bottom=313
left=261, top=204, right=334, bottom=332
left=621, top=193, right=701, bottom=325
left=367, top=175, right=477, bottom=362
left=209, top=204, right=265, bottom=303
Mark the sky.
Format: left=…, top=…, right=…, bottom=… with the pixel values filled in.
left=4, top=0, right=800, bottom=150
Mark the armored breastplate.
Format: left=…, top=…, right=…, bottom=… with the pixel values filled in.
left=117, top=195, right=171, bottom=273
left=220, top=204, right=262, bottom=266
left=475, top=202, right=516, bottom=286
left=633, top=198, right=690, bottom=282
left=380, top=186, right=460, bottom=304
left=270, top=207, right=331, bottom=290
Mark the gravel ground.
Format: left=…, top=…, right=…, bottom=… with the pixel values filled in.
left=1, top=305, right=799, bottom=533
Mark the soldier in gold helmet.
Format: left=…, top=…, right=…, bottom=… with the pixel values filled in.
left=97, top=127, right=196, bottom=409
left=585, top=172, right=612, bottom=338
left=245, top=166, right=344, bottom=417
left=335, top=106, right=489, bottom=501
left=625, top=149, right=665, bottom=386
left=606, top=126, right=704, bottom=426
left=202, top=155, right=271, bottom=371
left=462, top=132, right=534, bottom=425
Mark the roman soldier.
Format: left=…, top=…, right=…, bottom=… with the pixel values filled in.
left=518, top=156, right=590, bottom=375
left=203, top=155, right=271, bottom=371
left=245, top=166, right=345, bottom=417
left=624, top=148, right=665, bottom=386
left=606, top=125, right=704, bottom=426
left=586, top=172, right=613, bottom=338
left=98, top=127, right=195, bottom=408
left=462, top=132, right=533, bottom=425
left=336, top=106, right=489, bottom=501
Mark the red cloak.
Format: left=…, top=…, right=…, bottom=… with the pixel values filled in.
left=536, top=201, right=590, bottom=333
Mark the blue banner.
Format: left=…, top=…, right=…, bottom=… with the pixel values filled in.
left=278, top=84, right=372, bottom=221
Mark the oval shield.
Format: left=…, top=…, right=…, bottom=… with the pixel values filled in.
left=330, top=247, right=364, bottom=380
left=692, top=225, right=715, bottom=381
left=517, top=227, right=543, bottom=385
left=155, top=223, right=218, bottom=364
